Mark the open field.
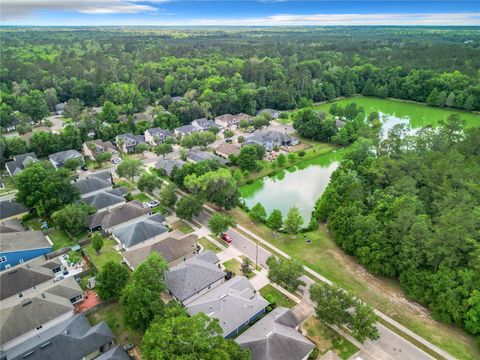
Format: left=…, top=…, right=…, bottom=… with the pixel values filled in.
left=228, top=207, right=480, bottom=360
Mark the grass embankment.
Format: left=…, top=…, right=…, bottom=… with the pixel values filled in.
left=302, top=317, right=359, bottom=360
left=239, top=140, right=337, bottom=185
left=228, top=207, right=480, bottom=360
left=259, top=284, right=296, bottom=309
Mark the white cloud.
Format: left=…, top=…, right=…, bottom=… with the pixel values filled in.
left=1, top=0, right=168, bottom=21
left=189, top=12, right=480, bottom=26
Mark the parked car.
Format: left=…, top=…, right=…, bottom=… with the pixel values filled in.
left=221, top=233, right=232, bottom=243
left=111, top=158, right=122, bottom=164
left=147, top=200, right=160, bottom=208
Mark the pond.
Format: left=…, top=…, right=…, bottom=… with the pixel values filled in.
left=240, top=148, right=349, bottom=222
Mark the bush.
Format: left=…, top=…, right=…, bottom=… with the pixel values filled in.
left=309, top=348, right=318, bottom=359
left=237, top=135, right=245, bottom=143
left=298, top=150, right=306, bottom=157
left=265, top=293, right=276, bottom=305
left=266, top=305, right=273, bottom=312
left=273, top=145, right=280, bottom=152
left=242, top=170, right=250, bottom=177
left=125, top=192, right=133, bottom=201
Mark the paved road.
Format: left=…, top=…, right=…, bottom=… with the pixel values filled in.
left=226, top=228, right=271, bottom=268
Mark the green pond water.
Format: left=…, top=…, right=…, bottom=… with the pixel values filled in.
left=240, top=97, right=480, bottom=221
left=240, top=148, right=349, bottom=222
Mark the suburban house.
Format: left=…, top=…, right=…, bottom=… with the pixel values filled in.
left=186, top=150, right=228, bottom=166
left=145, top=128, right=173, bottom=146
left=0, top=314, right=118, bottom=360
left=235, top=307, right=316, bottom=360
left=0, top=200, right=28, bottom=220
left=0, top=276, right=83, bottom=350
left=214, top=143, right=241, bottom=159
left=115, top=133, right=145, bottom=153
left=154, top=159, right=185, bottom=176
left=86, top=201, right=150, bottom=232
left=215, top=113, right=253, bottom=129
left=186, top=276, right=269, bottom=338
left=244, top=130, right=299, bottom=151
left=82, top=139, right=118, bottom=161
left=122, top=230, right=198, bottom=270
left=74, top=171, right=113, bottom=198
left=94, top=346, right=131, bottom=360
left=82, top=187, right=127, bottom=212
left=174, top=118, right=220, bottom=137
left=0, top=219, right=24, bottom=233
left=55, top=103, right=66, bottom=115
left=0, top=256, right=65, bottom=302
left=0, top=224, right=52, bottom=271
left=257, top=109, right=280, bottom=119
left=133, top=112, right=152, bottom=124
left=165, top=251, right=225, bottom=305
left=5, top=153, right=38, bottom=176
left=48, top=150, right=84, bottom=168
left=111, top=213, right=168, bottom=250
left=174, top=124, right=198, bottom=137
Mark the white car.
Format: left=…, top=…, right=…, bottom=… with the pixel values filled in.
left=111, top=158, right=122, bottom=164
left=147, top=200, right=160, bottom=208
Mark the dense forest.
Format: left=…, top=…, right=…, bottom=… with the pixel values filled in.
left=314, top=117, right=480, bottom=336
left=1, top=27, right=480, bottom=134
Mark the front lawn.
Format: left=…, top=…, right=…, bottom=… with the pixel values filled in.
left=222, top=258, right=254, bottom=279
left=198, top=237, right=223, bottom=253
left=87, top=302, right=142, bottom=345
left=84, top=237, right=123, bottom=271
left=23, top=218, right=43, bottom=231
left=259, top=284, right=296, bottom=309
left=171, top=220, right=195, bottom=234
left=113, top=180, right=135, bottom=191
left=302, top=317, right=359, bottom=360
left=131, top=192, right=151, bottom=203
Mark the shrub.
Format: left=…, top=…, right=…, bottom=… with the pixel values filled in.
left=309, top=348, right=319, bottom=359
left=265, top=293, right=276, bottom=305
left=298, top=150, right=306, bottom=157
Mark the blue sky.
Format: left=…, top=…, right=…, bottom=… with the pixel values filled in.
left=2, top=1, right=480, bottom=26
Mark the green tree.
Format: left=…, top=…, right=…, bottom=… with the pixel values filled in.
left=5, top=136, right=28, bottom=157
left=142, top=308, right=249, bottom=360
left=135, top=143, right=149, bottom=155
left=197, top=131, right=216, bottom=149
left=64, top=157, right=83, bottom=171
left=175, top=195, right=203, bottom=221
left=238, top=145, right=261, bottom=172
left=276, top=153, right=286, bottom=166
left=99, top=101, right=119, bottom=123
left=241, top=257, right=253, bottom=276
left=224, top=129, right=234, bottom=139
left=63, top=99, right=84, bottom=123
left=121, top=253, right=168, bottom=331
left=96, top=261, right=130, bottom=301
left=250, top=202, right=267, bottom=223
left=267, top=209, right=283, bottom=232
left=284, top=207, right=304, bottom=234
left=266, top=256, right=303, bottom=292
left=137, top=173, right=162, bottom=194
left=52, top=203, right=94, bottom=236
left=15, top=161, right=80, bottom=216
left=155, top=143, right=173, bottom=159
left=95, top=151, right=112, bottom=167
left=239, top=119, right=250, bottom=131
left=18, top=90, right=49, bottom=123
left=208, top=213, right=236, bottom=236
left=91, top=232, right=104, bottom=255
left=159, top=183, right=177, bottom=209
left=292, top=108, right=335, bottom=142
left=65, top=251, right=82, bottom=265
left=116, top=159, right=142, bottom=180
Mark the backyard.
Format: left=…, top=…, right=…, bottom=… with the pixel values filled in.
left=228, top=207, right=480, bottom=360
left=84, top=236, right=123, bottom=271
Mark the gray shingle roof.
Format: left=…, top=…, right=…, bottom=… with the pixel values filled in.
left=107, top=187, right=128, bottom=197
left=5, top=153, right=38, bottom=175
left=75, top=171, right=112, bottom=195
left=165, top=251, right=224, bottom=302
left=87, top=201, right=149, bottom=230
left=146, top=128, right=173, bottom=140
left=236, top=307, right=315, bottom=360
left=1, top=314, right=115, bottom=360
left=82, top=191, right=125, bottom=210
left=112, top=213, right=168, bottom=248
left=1, top=230, right=51, bottom=253
left=245, top=130, right=295, bottom=146
left=48, top=150, right=83, bottom=166
left=154, top=159, right=185, bottom=176
left=0, top=263, right=54, bottom=301
left=175, top=124, right=197, bottom=135
left=0, top=219, right=24, bottom=233
left=94, top=345, right=131, bottom=360
left=186, top=276, right=269, bottom=336
left=186, top=150, right=227, bottom=166
left=0, top=294, right=74, bottom=344
left=122, top=230, right=197, bottom=268
left=0, top=200, right=28, bottom=220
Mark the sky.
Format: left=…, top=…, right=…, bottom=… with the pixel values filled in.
left=2, top=0, right=480, bottom=26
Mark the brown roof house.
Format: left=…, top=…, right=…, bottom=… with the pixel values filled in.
left=86, top=201, right=150, bottom=232
left=215, top=113, right=253, bottom=129
left=214, top=143, right=241, bottom=159
left=82, top=139, right=118, bottom=161
left=122, top=230, right=198, bottom=270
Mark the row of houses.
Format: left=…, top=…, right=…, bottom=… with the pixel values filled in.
left=0, top=256, right=130, bottom=360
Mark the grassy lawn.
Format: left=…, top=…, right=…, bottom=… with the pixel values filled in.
left=113, top=180, right=135, bottom=191
left=198, top=237, right=223, bottom=253
left=171, top=220, right=195, bottom=234
left=302, top=317, right=359, bottom=360
left=259, top=284, right=296, bottom=309
left=131, top=192, right=151, bottom=203
left=229, top=207, right=480, bottom=360
left=48, top=229, right=76, bottom=250
left=23, top=218, right=43, bottom=231
left=222, top=258, right=254, bottom=279
left=84, top=237, right=123, bottom=271
left=87, top=302, right=142, bottom=345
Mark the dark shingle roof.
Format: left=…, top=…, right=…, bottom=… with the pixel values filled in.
left=186, top=150, right=227, bottom=166
left=5, top=153, right=38, bottom=175
left=112, top=213, right=168, bottom=248
left=0, top=200, right=28, bottom=220
left=154, top=159, right=185, bottom=176
left=146, top=128, right=172, bottom=140
left=82, top=191, right=125, bottom=210
left=1, top=231, right=51, bottom=253
left=48, top=150, right=83, bottom=166
left=75, top=171, right=112, bottom=195
left=175, top=124, right=197, bottom=135
left=1, top=314, right=115, bottom=360
left=236, top=307, right=315, bottom=360
left=94, top=346, right=131, bottom=360
left=87, top=201, right=149, bottom=230
left=0, top=265, right=54, bottom=301
left=0, top=219, right=24, bottom=233
left=165, top=251, right=224, bottom=302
